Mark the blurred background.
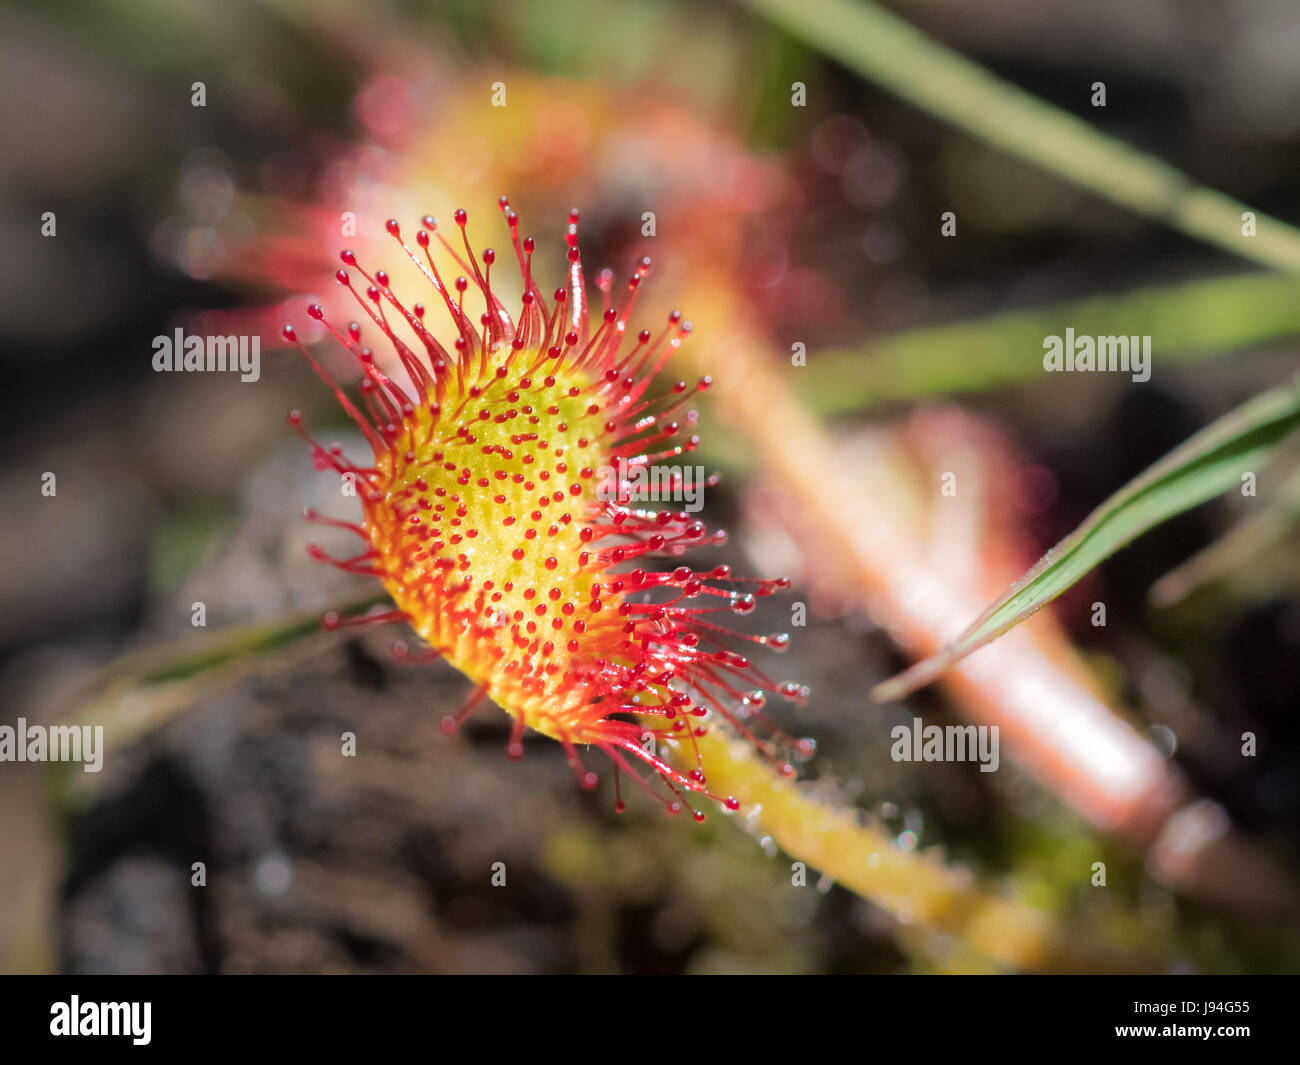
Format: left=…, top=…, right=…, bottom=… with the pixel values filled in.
left=2, top=0, right=1300, bottom=973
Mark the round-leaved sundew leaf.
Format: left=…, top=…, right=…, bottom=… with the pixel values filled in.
left=283, top=201, right=812, bottom=820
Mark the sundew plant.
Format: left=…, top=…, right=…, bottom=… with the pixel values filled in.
left=282, top=202, right=812, bottom=818
left=14, top=0, right=1300, bottom=978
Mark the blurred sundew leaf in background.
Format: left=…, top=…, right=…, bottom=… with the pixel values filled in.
left=873, top=374, right=1300, bottom=701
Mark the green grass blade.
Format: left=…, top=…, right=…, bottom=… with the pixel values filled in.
left=872, top=375, right=1300, bottom=701
left=801, top=273, right=1300, bottom=414
left=68, top=592, right=393, bottom=757
left=1148, top=462, right=1300, bottom=607
left=99, top=591, right=391, bottom=688
left=741, top=0, right=1300, bottom=271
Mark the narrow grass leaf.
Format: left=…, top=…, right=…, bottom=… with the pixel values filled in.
left=873, top=376, right=1300, bottom=701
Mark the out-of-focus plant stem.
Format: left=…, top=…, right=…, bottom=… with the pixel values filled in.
left=678, top=731, right=1123, bottom=971
left=741, top=0, right=1300, bottom=271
